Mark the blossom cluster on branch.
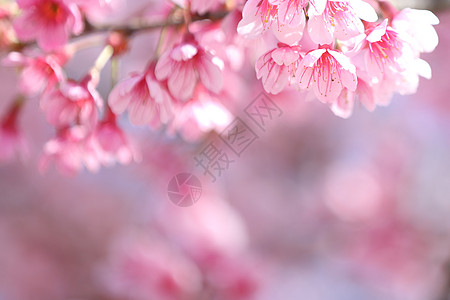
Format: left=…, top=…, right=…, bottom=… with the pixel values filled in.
left=0, top=0, right=440, bottom=174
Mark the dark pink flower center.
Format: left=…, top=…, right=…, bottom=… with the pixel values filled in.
left=39, top=1, right=67, bottom=22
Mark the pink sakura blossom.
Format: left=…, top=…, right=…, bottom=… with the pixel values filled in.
left=2, top=51, right=66, bottom=95
left=168, top=86, right=233, bottom=141
left=255, top=43, right=303, bottom=94
left=392, top=8, right=440, bottom=54
left=351, top=20, right=413, bottom=85
left=13, top=0, right=84, bottom=51
left=71, top=0, right=125, bottom=24
left=330, top=87, right=354, bottom=118
left=307, top=0, right=378, bottom=45
left=108, top=66, right=175, bottom=127
left=98, top=234, right=201, bottom=300
left=296, top=46, right=357, bottom=103
left=155, top=41, right=223, bottom=102
left=355, top=77, right=395, bottom=111
left=0, top=101, right=28, bottom=163
left=89, top=110, right=137, bottom=167
left=40, top=77, right=102, bottom=130
left=237, top=0, right=316, bottom=44
left=342, top=19, right=434, bottom=113
left=39, top=126, right=100, bottom=175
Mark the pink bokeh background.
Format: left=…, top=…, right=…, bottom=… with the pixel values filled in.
left=0, top=2, right=450, bottom=300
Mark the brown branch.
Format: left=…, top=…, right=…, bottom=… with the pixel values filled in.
left=7, top=10, right=229, bottom=53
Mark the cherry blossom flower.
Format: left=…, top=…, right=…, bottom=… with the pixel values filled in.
left=237, top=0, right=313, bottom=44
left=39, top=126, right=100, bottom=175
left=255, top=43, right=303, bottom=94
left=155, top=40, right=223, bottom=101
left=71, top=0, right=122, bottom=23
left=0, top=100, right=28, bottom=163
left=330, top=88, right=354, bottom=118
left=13, top=0, right=84, bottom=51
left=392, top=8, right=440, bottom=54
left=307, top=0, right=378, bottom=45
left=109, top=66, right=175, bottom=127
left=40, top=77, right=102, bottom=130
left=2, top=51, right=66, bottom=95
left=351, top=20, right=410, bottom=85
left=89, top=109, right=137, bottom=167
left=168, top=86, right=232, bottom=141
left=296, top=46, right=357, bottom=103
left=97, top=234, right=201, bottom=300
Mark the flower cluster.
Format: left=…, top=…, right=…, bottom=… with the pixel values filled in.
left=0, top=0, right=440, bottom=172
left=240, top=0, right=439, bottom=117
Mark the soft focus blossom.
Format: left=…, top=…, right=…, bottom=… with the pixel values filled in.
left=354, top=20, right=407, bottom=85
left=108, top=66, right=174, bottom=127
left=255, top=43, right=303, bottom=94
left=0, top=1, right=448, bottom=299
left=40, top=77, right=102, bottom=130
left=98, top=234, right=202, bottom=300
left=39, top=125, right=100, bottom=175
left=155, top=40, right=223, bottom=101
left=307, top=0, right=378, bottom=45
left=13, top=0, right=84, bottom=51
left=392, top=8, right=440, bottom=54
left=89, top=110, right=137, bottom=167
left=2, top=51, right=66, bottom=95
left=237, top=0, right=312, bottom=44
left=296, top=46, right=357, bottom=103
left=168, top=86, right=233, bottom=141
left=0, top=100, right=27, bottom=163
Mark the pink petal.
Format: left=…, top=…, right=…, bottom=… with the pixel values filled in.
left=340, top=68, right=358, bottom=92
left=38, top=23, right=68, bottom=51
left=331, top=89, right=354, bottom=119
left=128, top=97, right=154, bottom=125
left=271, top=47, right=300, bottom=65
left=171, top=44, right=198, bottom=61
left=366, top=19, right=388, bottom=43
left=272, top=23, right=304, bottom=45
left=13, top=12, right=37, bottom=41
left=328, top=50, right=356, bottom=73
left=155, top=51, right=172, bottom=81
left=68, top=3, right=84, bottom=35
left=168, top=62, right=197, bottom=101
left=309, top=0, right=327, bottom=15
left=108, top=79, right=135, bottom=114
left=307, top=15, right=334, bottom=45
left=237, top=0, right=264, bottom=38
left=302, top=49, right=326, bottom=67
left=278, top=1, right=306, bottom=28
left=351, top=0, right=378, bottom=22
left=197, top=54, right=223, bottom=94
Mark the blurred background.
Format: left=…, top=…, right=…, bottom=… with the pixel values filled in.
left=1, top=0, right=450, bottom=299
